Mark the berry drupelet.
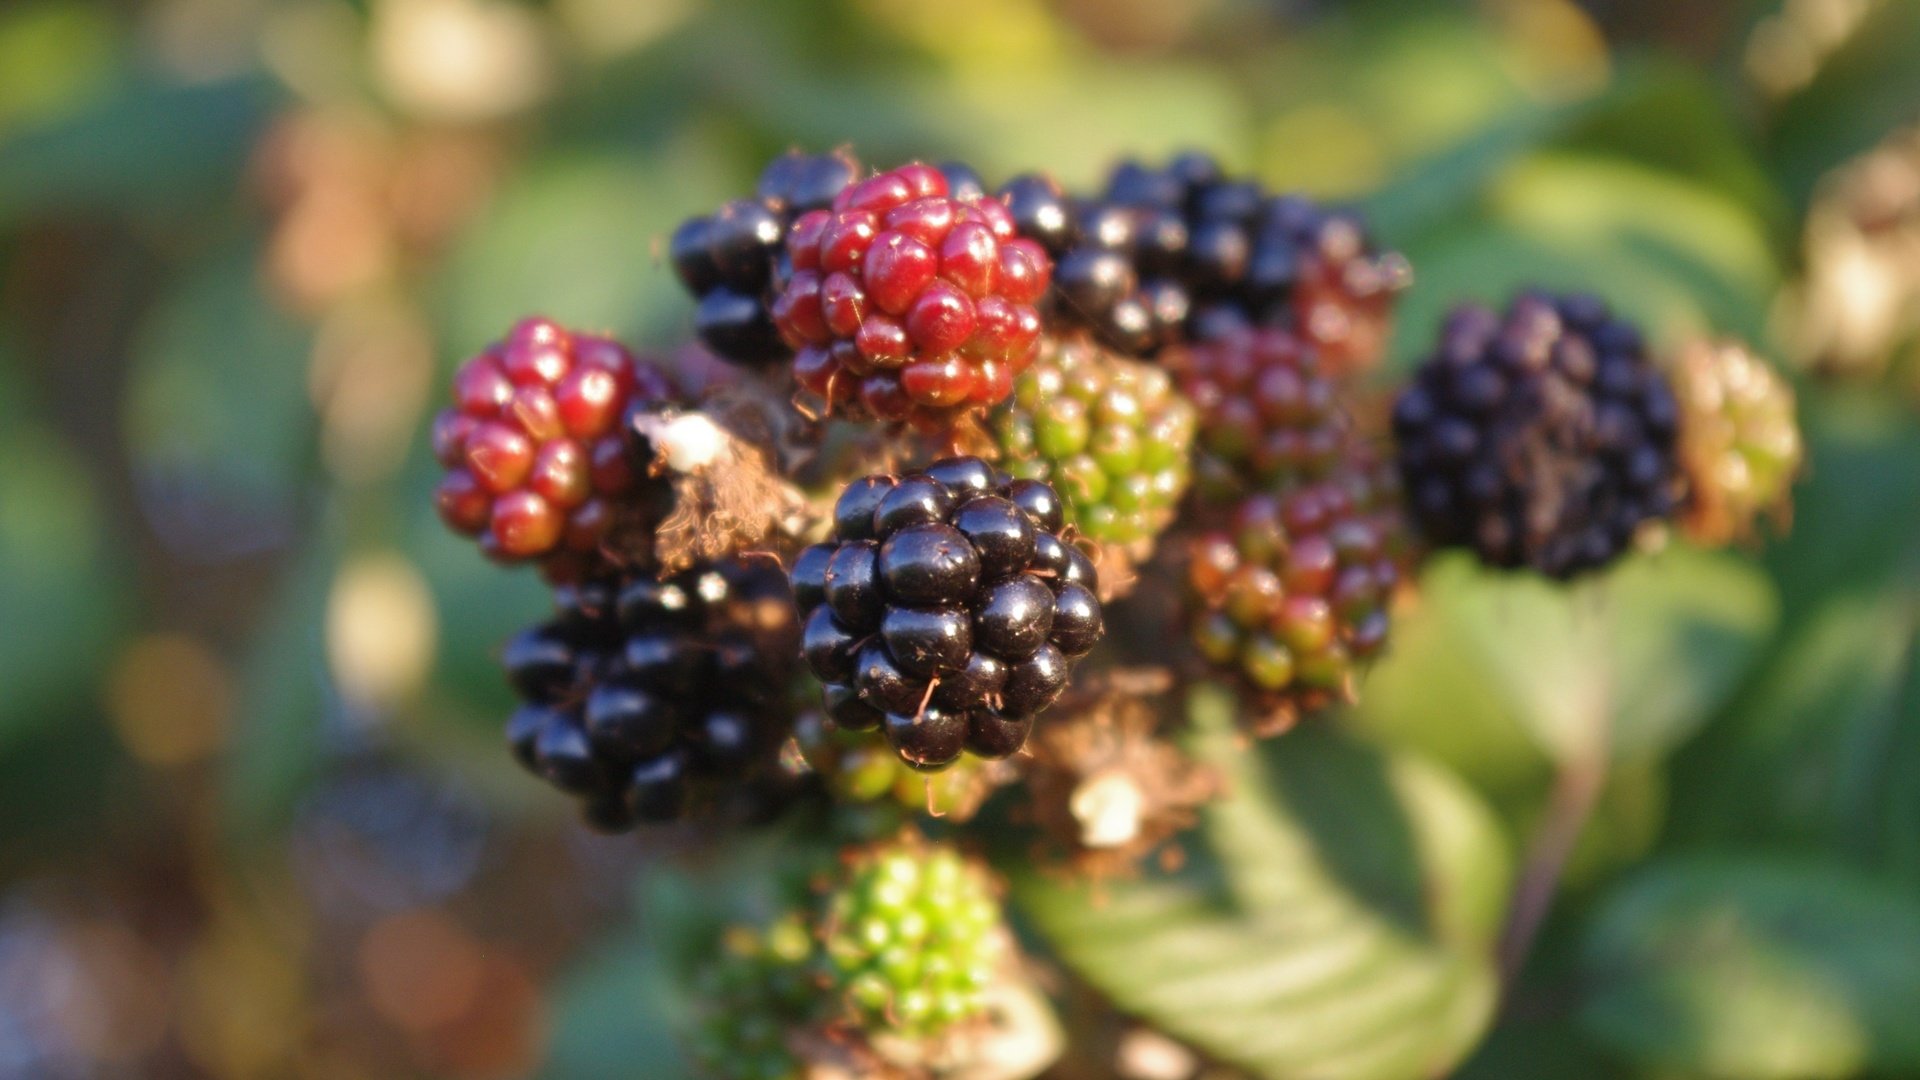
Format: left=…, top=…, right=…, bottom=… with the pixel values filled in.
left=502, top=557, right=801, bottom=830
left=991, top=335, right=1196, bottom=554
left=1000, top=170, right=1191, bottom=357
left=817, top=838, right=1003, bottom=1038
left=1393, top=292, right=1684, bottom=580
left=670, top=148, right=863, bottom=367
left=1186, top=481, right=1400, bottom=732
left=772, top=164, right=1053, bottom=430
left=1166, top=325, right=1350, bottom=501
left=433, top=317, right=675, bottom=581
left=792, top=458, right=1104, bottom=770
left=1670, top=338, right=1803, bottom=547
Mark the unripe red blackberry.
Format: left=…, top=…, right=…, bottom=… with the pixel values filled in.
left=1670, top=338, right=1803, bottom=547
left=792, top=459, right=1102, bottom=770
left=671, top=148, right=863, bottom=368
left=502, top=557, right=801, bottom=830
left=1393, top=293, right=1684, bottom=580
left=1185, top=480, right=1400, bottom=731
left=1166, top=325, right=1349, bottom=500
left=991, top=336, right=1196, bottom=554
left=433, top=317, right=675, bottom=581
left=772, top=164, right=1052, bottom=431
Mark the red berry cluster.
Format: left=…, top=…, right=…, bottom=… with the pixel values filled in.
left=433, top=317, right=674, bottom=580
left=772, top=163, right=1053, bottom=429
left=1166, top=326, right=1349, bottom=499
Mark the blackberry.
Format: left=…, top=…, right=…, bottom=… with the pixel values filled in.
left=991, top=335, right=1196, bottom=554
left=1186, top=480, right=1400, bottom=732
left=817, top=837, right=1003, bottom=1038
left=1670, top=338, right=1803, bottom=547
left=670, top=148, right=863, bottom=367
left=999, top=170, right=1189, bottom=356
left=432, top=317, right=676, bottom=581
left=1106, top=154, right=1410, bottom=375
left=793, top=459, right=1102, bottom=769
left=502, top=556, right=801, bottom=829
left=1393, top=292, right=1685, bottom=580
left=1166, top=325, right=1349, bottom=501
left=772, top=164, right=1053, bottom=431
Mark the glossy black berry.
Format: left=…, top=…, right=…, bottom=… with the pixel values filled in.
left=824, top=541, right=883, bottom=625
left=670, top=149, right=863, bottom=366
left=499, top=557, right=801, bottom=830
left=878, top=524, right=980, bottom=605
left=884, top=706, right=967, bottom=771
left=951, top=496, right=1037, bottom=580
left=790, top=460, right=1104, bottom=767
left=973, top=577, right=1054, bottom=661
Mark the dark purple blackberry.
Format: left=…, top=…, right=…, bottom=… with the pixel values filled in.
left=1392, top=292, right=1684, bottom=580
left=1002, top=154, right=1409, bottom=370
left=501, top=557, right=801, bottom=830
left=793, top=458, right=1104, bottom=770
left=669, top=148, right=862, bottom=368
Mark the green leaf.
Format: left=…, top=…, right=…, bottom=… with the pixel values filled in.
left=1578, top=855, right=1920, bottom=1078
left=1010, top=693, right=1509, bottom=1080
left=1419, top=546, right=1778, bottom=765
left=125, top=235, right=315, bottom=545
left=1668, top=397, right=1920, bottom=886
left=436, top=140, right=735, bottom=356
left=0, top=358, right=122, bottom=745
left=0, top=74, right=274, bottom=226
left=543, top=930, right=694, bottom=1080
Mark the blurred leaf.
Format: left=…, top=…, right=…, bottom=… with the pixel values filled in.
left=545, top=929, right=694, bottom=1080
left=1388, top=153, right=1780, bottom=375
left=1768, top=0, right=1920, bottom=210
left=126, top=235, right=313, bottom=556
left=437, top=139, right=734, bottom=355
left=1578, top=854, right=1920, bottom=1078
left=1417, top=546, right=1777, bottom=765
left=224, top=537, right=338, bottom=841
left=1363, top=99, right=1577, bottom=242
left=1011, top=692, right=1508, bottom=1080
left=0, top=2, right=121, bottom=133
left=1668, top=396, right=1920, bottom=886
left=0, top=74, right=274, bottom=227
left=0, top=357, right=122, bottom=745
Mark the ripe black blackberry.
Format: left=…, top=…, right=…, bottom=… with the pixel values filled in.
left=1392, top=292, right=1684, bottom=580
left=502, top=557, right=801, bottom=830
left=792, top=458, right=1104, bottom=770
left=670, top=148, right=862, bottom=367
left=1005, top=153, right=1409, bottom=370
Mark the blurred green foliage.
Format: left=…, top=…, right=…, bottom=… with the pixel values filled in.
left=2, top=0, right=1919, bottom=1077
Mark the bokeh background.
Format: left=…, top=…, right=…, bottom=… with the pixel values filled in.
left=3, top=0, right=1919, bottom=1077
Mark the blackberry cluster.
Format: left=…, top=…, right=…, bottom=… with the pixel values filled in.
left=433, top=317, right=675, bottom=581
left=1002, top=153, right=1409, bottom=371
left=818, top=838, right=1002, bottom=1038
left=1166, top=325, right=1349, bottom=501
left=792, top=458, right=1104, bottom=770
left=1670, top=338, right=1803, bottom=547
left=991, top=335, right=1196, bottom=553
left=670, top=149, right=862, bottom=367
left=502, top=557, right=800, bottom=830
left=1187, top=481, right=1399, bottom=729
left=1392, top=293, right=1684, bottom=580
left=773, top=164, right=1052, bottom=429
